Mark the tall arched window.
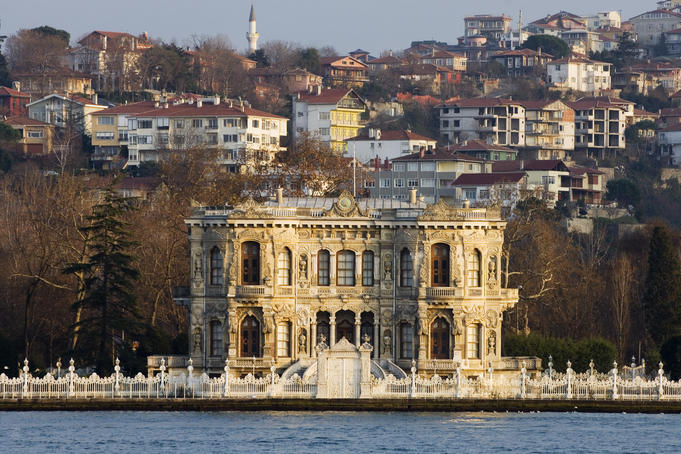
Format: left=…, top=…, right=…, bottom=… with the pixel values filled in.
left=240, top=315, right=261, bottom=357
left=466, top=323, right=481, bottom=359
left=337, top=250, right=356, bottom=286
left=431, top=243, right=450, bottom=287
left=318, top=250, right=330, bottom=286
left=210, top=320, right=222, bottom=356
left=277, top=322, right=291, bottom=357
left=431, top=318, right=450, bottom=359
left=362, top=251, right=374, bottom=286
left=467, top=249, right=481, bottom=287
left=277, top=247, right=291, bottom=286
left=242, top=242, right=260, bottom=285
left=400, top=248, right=413, bottom=288
left=400, top=322, right=413, bottom=359
left=210, top=247, right=223, bottom=285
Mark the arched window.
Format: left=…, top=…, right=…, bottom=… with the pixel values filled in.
left=240, top=315, right=261, bottom=357
left=337, top=250, right=356, bottom=286
left=467, top=249, right=481, bottom=287
left=210, top=320, right=222, bottom=356
left=400, top=322, right=413, bottom=359
left=210, top=247, right=223, bottom=285
left=362, top=251, right=374, bottom=286
left=318, top=250, right=330, bottom=286
left=431, top=318, right=450, bottom=359
left=277, top=248, right=291, bottom=286
left=431, top=243, right=450, bottom=287
left=242, top=242, right=260, bottom=285
left=400, top=248, right=413, bottom=288
left=466, top=323, right=481, bottom=359
left=277, top=322, right=291, bottom=357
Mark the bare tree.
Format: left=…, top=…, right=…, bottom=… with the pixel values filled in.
left=610, top=253, right=636, bottom=361
left=5, top=29, right=67, bottom=74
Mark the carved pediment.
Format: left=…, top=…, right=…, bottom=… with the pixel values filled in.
left=418, top=199, right=452, bottom=221
left=323, top=191, right=368, bottom=218
left=232, top=198, right=267, bottom=219
left=329, top=337, right=359, bottom=352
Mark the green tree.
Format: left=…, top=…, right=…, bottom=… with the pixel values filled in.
left=64, top=187, right=141, bottom=374
left=297, top=47, right=321, bottom=74
left=0, top=51, right=9, bottom=87
left=606, top=178, right=641, bottom=209
left=654, top=34, right=669, bottom=57
left=30, top=25, right=70, bottom=46
left=520, top=35, right=570, bottom=59
left=249, top=49, right=270, bottom=67
left=642, top=225, right=681, bottom=348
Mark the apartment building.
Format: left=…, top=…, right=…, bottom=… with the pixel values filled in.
left=492, top=159, right=571, bottom=205
left=567, top=98, right=626, bottom=157
left=320, top=56, right=369, bottom=88
left=437, top=98, right=526, bottom=147
left=520, top=100, right=575, bottom=160
left=292, top=88, right=367, bottom=153
left=464, top=15, right=513, bottom=44
left=345, top=129, right=437, bottom=163
left=546, top=55, right=612, bottom=94
left=629, top=9, right=681, bottom=48
left=449, top=140, right=517, bottom=161
left=368, top=147, right=491, bottom=204
left=119, top=98, right=287, bottom=169
left=27, top=93, right=106, bottom=134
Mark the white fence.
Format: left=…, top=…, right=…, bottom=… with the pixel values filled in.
left=4, top=357, right=681, bottom=401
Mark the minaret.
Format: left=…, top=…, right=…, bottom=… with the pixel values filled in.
left=246, top=5, right=259, bottom=54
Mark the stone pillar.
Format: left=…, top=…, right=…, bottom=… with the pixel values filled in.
left=373, top=319, right=380, bottom=359
left=330, top=313, right=336, bottom=346
left=354, top=313, right=361, bottom=347
left=315, top=346, right=329, bottom=398
left=359, top=340, right=373, bottom=398
left=417, top=313, right=427, bottom=362
left=310, top=322, right=317, bottom=358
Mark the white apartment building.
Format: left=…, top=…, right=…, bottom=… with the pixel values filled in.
left=292, top=88, right=367, bottom=153
left=546, top=55, right=612, bottom=94
left=123, top=98, right=287, bottom=169
left=520, top=100, right=575, bottom=160
left=345, top=129, right=437, bottom=163
left=584, top=11, right=621, bottom=30
left=437, top=98, right=526, bottom=147
left=657, top=123, right=681, bottom=167
left=567, top=98, right=626, bottom=156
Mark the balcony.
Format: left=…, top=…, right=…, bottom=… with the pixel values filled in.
left=235, top=285, right=272, bottom=298
left=230, top=357, right=273, bottom=369
left=426, top=287, right=463, bottom=299
left=147, top=355, right=188, bottom=369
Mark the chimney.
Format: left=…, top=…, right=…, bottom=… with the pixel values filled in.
left=369, top=128, right=375, bottom=139
left=214, top=96, right=220, bottom=105
left=419, top=147, right=425, bottom=158
left=463, top=200, right=471, bottom=208
left=196, top=99, right=202, bottom=108
left=389, top=49, right=393, bottom=57
left=409, top=188, right=418, bottom=204
left=154, top=101, right=159, bottom=108
left=91, top=93, right=98, bottom=104
left=11, top=81, right=20, bottom=92
left=375, top=154, right=380, bottom=171
left=163, top=102, right=169, bottom=109
left=316, top=85, right=322, bottom=95
left=276, top=187, right=283, bottom=204
left=537, top=47, right=542, bottom=56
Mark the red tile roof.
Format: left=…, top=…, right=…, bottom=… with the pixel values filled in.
left=659, top=123, right=681, bottom=132
left=369, top=55, right=403, bottom=65
left=451, top=139, right=515, bottom=153
left=3, top=115, right=52, bottom=126
left=492, top=159, right=569, bottom=172
left=569, top=166, right=604, bottom=175
left=347, top=130, right=436, bottom=142
left=492, top=48, right=553, bottom=58
left=442, top=97, right=521, bottom=108
left=392, top=148, right=484, bottom=162
left=320, top=56, right=368, bottom=68
left=0, top=86, right=30, bottom=98
left=90, top=101, right=158, bottom=115
left=452, top=172, right=526, bottom=186
left=296, top=88, right=358, bottom=105
left=126, top=102, right=286, bottom=119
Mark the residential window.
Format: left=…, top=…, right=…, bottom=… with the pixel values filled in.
left=400, top=248, right=413, bottom=287
left=541, top=176, right=556, bottom=185
left=318, top=250, right=330, bottom=286
left=464, top=189, right=476, bottom=200
left=466, top=324, right=481, bottom=359
left=407, top=179, right=419, bottom=188
left=207, top=118, right=218, bottom=129
left=421, top=178, right=435, bottom=187
left=158, top=133, right=169, bottom=145
left=224, top=118, right=238, bottom=127
left=27, top=131, right=44, bottom=138
left=223, top=134, right=238, bottom=142
left=337, top=250, right=356, bottom=286
left=138, top=119, right=152, bottom=129
left=175, top=119, right=184, bottom=129
left=454, top=120, right=460, bottom=127
left=479, top=189, right=489, bottom=199
left=431, top=243, right=450, bottom=287
left=210, top=247, right=223, bottom=285
left=252, top=119, right=259, bottom=128
left=277, top=248, right=292, bottom=286
left=421, top=162, right=435, bottom=171
left=407, top=162, right=418, bottom=172
left=98, top=116, right=114, bottom=125
left=467, top=249, right=481, bottom=287
left=393, top=163, right=405, bottom=172
left=394, top=178, right=404, bottom=188
left=442, top=120, right=449, bottom=128
left=118, top=131, right=128, bottom=142
left=137, top=135, right=153, bottom=145
left=588, top=174, right=599, bottom=185
left=210, top=320, right=222, bottom=356
left=157, top=117, right=169, bottom=129
left=380, top=178, right=391, bottom=188
left=320, top=128, right=330, bottom=136
left=400, top=322, right=413, bottom=359
left=242, top=242, right=260, bottom=285
left=277, top=322, right=291, bottom=357
left=319, top=111, right=330, bottom=120
left=362, top=251, right=374, bottom=286
left=192, top=119, right=203, bottom=128
left=207, top=134, right=218, bottom=145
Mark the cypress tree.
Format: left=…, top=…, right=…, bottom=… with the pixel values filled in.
left=64, top=188, right=140, bottom=374
left=643, top=225, right=681, bottom=347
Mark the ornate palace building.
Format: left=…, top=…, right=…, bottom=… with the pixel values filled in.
left=167, top=191, right=521, bottom=379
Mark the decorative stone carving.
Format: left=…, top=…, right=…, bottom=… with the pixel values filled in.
left=299, top=254, right=308, bottom=280
left=298, top=329, right=307, bottom=353
left=382, top=254, right=392, bottom=281
left=418, top=199, right=452, bottom=221
left=233, top=198, right=265, bottom=219
left=193, top=251, right=202, bottom=279
left=323, top=191, right=368, bottom=218
left=487, top=255, right=497, bottom=287
left=192, top=327, right=202, bottom=353
left=488, top=330, right=497, bottom=356
left=382, top=329, right=392, bottom=355
left=485, top=309, right=499, bottom=329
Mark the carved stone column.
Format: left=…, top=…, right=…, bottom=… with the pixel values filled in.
left=373, top=318, right=380, bottom=359
left=417, top=311, right=428, bottom=362
left=354, top=313, right=362, bottom=347
left=310, top=322, right=317, bottom=358
left=329, top=313, right=337, bottom=346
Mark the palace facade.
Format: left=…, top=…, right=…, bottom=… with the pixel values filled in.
left=168, top=191, right=520, bottom=378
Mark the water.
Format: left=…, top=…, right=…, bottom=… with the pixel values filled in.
left=0, top=411, right=678, bottom=453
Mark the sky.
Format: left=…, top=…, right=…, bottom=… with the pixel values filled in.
left=3, top=0, right=645, bottom=54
